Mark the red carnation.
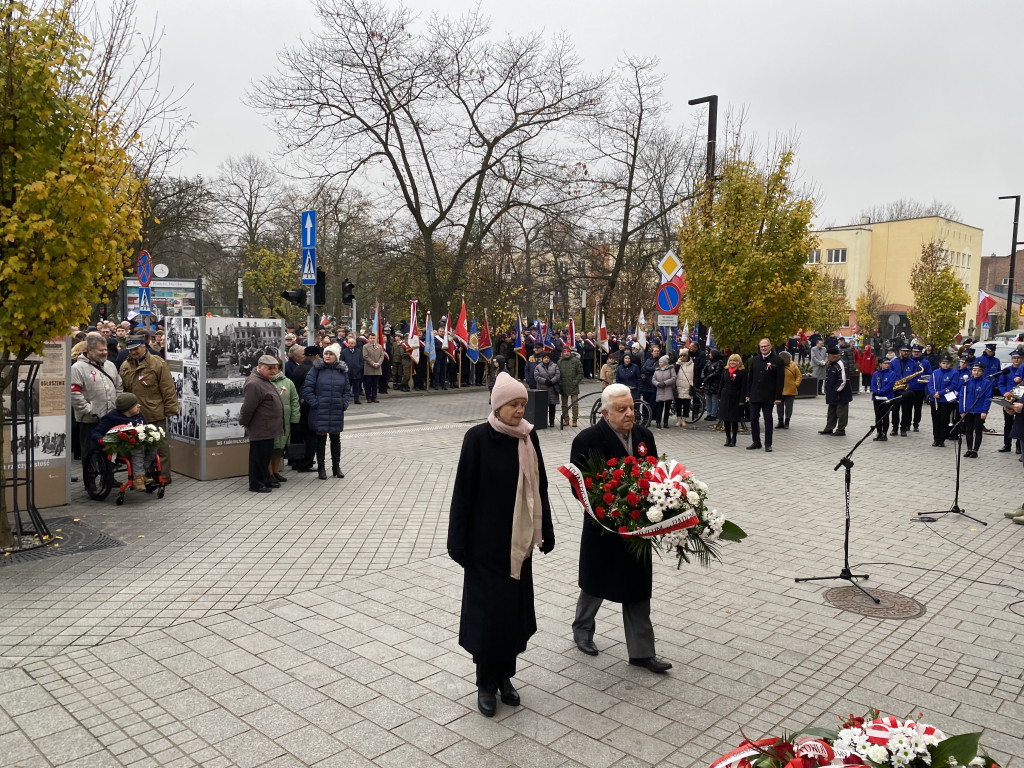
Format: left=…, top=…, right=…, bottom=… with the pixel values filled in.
left=646, top=456, right=657, bottom=465
left=623, top=456, right=636, bottom=464
left=612, top=469, right=624, bottom=481
left=584, top=478, right=593, bottom=490
left=630, top=510, right=641, bottom=520
left=642, top=470, right=652, bottom=480
left=606, top=458, right=618, bottom=467
left=595, top=507, right=605, bottom=519
left=626, top=492, right=639, bottom=507
left=638, top=478, right=650, bottom=490
left=602, top=492, right=615, bottom=505
left=611, top=509, right=621, bottom=518
left=129, top=438, right=136, bottom=445
left=640, top=489, right=649, bottom=498
left=618, top=525, right=628, bottom=533
left=630, top=467, right=641, bottom=477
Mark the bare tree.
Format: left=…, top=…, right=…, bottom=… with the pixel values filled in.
left=250, top=0, right=604, bottom=318
left=855, top=198, right=962, bottom=224
left=579, top=56, right=700, bottom=314
left=215, top=154, right=282, bottom=251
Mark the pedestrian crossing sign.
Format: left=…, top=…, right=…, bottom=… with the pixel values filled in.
left=301, top=248, right=316, bottom=285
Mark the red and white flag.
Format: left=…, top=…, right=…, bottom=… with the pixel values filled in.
left=444, top=312, right=458, bottom=360
left=454, top=300, right=469, bottom=347
left=976, top=289, right=997, bottom=326
left=599, top=314, right=608, bottom=352
left=407, top=300, right=421, bottom=364
left=567, top=318, right=576, bottom=348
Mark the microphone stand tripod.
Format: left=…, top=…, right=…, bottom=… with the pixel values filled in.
left=919, top=375, right=989, bottom=525
left=795, top=394, right=896, bottom=604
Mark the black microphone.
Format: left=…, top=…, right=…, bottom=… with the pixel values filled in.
left=987, top=366, right=1013, bottom=378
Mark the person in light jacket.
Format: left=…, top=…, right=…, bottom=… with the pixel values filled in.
left=775, top=351, right=802, bottom=429
left=652, top=356, right=676, bottom=429
left=810, top=339, right=829, bottom=395
left=673, top=348, right=696, bottom=427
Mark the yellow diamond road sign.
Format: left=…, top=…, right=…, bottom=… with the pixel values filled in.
left=658, top=251, right=681, bottom=279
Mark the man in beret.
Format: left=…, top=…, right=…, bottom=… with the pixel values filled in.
left=119, top=335, right=178, bottom=483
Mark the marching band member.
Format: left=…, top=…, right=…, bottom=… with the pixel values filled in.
left=870, top=357, right=898, bottom=441
left=905, top=344, right=932, bottom=433
left=959, top=360, right=993, bottom=458
left=927, top=355, right=962, bottom=448
left=997, top=350, right=1024, bottom=454
left=888, top=344, right=914, bottom=436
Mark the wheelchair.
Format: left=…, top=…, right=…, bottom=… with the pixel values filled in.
left=83, top=447, right=166, bottom=505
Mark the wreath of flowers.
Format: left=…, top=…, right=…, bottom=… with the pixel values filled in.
left=100, top=423, right=167, bottom=458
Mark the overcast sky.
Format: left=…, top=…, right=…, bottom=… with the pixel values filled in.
left=125, top=0, right=1023, bottom=258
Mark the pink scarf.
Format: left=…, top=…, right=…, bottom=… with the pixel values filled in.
left=487, top=411, right=542, bottom=579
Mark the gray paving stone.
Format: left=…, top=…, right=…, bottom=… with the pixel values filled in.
left=275, top=724, right=345, bottom=763
left=335, top=720, right=403, bottom=759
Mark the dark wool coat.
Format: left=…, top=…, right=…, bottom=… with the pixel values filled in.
left=745, top=352, right=785, bottom=403
left=448, top=422, right=554, bottom=662
left=570, top=420, right=658, bottom=604
left=718, top=368, right=747, bottom=422
left=239, top=371, right=285, bottom=441
left=303, top=357, right=350, bottom=433
left=339, top=345, right=363, bottom=381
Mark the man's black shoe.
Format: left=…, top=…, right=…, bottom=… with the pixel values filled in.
left=818, top=430, right=833, bottom=435
left=575, top=639, right=598, bottom=656
left=890, top=429, right=898, bottom=436
left=900, top=431, right=908, bottom=437
left=498, top=679, right=520, bottom=707
left=629, top=656, right=672, bottom=674
left=477, top=689, right=496, bottom=717
left=912, top=426, right=919, bottom=432
left=935, top=442, right=945, bottom=448
left=746, top=443, right=762, bottom=450
left=873, top=435, right=886, bottom=441
left=833, top=431, right=846, bottom=436
left=274, top=473, right=288, bottom=482
left=249, top=486, right=271, bottom=493
left=266, top=479, right=281, bottom=488
left=764, top=445, right=773, bottom=452
left=998, top=446, right=1012, bottom=452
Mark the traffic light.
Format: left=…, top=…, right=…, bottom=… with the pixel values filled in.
left=281, top=288, right=307, bottom=308
left=314, top=269, right=326, bottom=306
left=342, top=279, right=355, bottom=306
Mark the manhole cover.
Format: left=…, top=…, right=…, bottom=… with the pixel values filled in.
left=1, top=516, right=123, bottom=567
left=823, top=587, right=925, bottom=620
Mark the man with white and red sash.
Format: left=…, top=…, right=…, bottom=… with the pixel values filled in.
left=568, top=383, right=671, bottom=674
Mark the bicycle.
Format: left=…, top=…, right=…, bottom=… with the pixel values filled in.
left=686, top=388, right=707, bottom=424
left=589, top=393, right=652, bottom=428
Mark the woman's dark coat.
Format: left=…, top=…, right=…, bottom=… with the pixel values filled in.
left=639, top=356, right=658, bottom=395
left=448, top=422, right=555, bottom=662
left=303, top=357, right=350, bottom=433
left=718, top=368, right=747, bottom=422
left=569, top=419, right=658, bottom=603
left=615, top=361, right=641, bottom=391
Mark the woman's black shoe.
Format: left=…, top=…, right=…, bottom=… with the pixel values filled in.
left=477, top=689, right=496, bottom=717
left=318, top=467, right=327, bottom=480
left=274, top=473, right=288, bottom=482
left=498, top=679, right=520, bottom=706
left=332, top=466, right=345, bottom=478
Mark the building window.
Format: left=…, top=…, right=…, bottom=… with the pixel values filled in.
left=539, top=263, right=547, bottom=275
left=1002, top=277, right=1010, bottom=286
left=826, top=248, right=847, bottom=264
left=807, top=249, right=821, bottom=264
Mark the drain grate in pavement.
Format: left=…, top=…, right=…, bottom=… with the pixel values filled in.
left=1, top=516, right=124, bottom=567
left=824, top=587, right=925, bottom=620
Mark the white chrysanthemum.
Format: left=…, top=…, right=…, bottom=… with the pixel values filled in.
left=647, top=507, right=663, bottom=523
left=866, top=744, right=889, bottom=763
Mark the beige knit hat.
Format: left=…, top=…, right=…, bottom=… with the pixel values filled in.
left=491, top=372, right=528, bottom=411
left=324, top=343, right=342, bottom=359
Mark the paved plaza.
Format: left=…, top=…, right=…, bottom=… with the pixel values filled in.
left=2, top=382, right=1022, bottom=767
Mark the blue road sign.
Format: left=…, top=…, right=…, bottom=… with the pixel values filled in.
left=656, top=282, right=681, bottom=314
left=137, top=250, right=152, bottom=287
left=302, top=210, right=316, bottom=249
left=301, top=248, right=316, bottom=286
left=138, top=286, right=152, bottom=315
left=301, top=211, right=317, bottom=286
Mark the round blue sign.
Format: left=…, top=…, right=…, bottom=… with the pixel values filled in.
left=656, top=282, right=680, bottom=314
left=137, top=250, right=152, bottom=287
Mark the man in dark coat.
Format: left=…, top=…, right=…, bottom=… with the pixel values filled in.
left=339, top=337, right=364, bottom=403
left=819, top=344, right=853, bottom=436
left=290, top=346, right=318, bottom=472
left=239, top=356, right=285, bottom=493
left=744, top=338, right=785, bottom=452
left=569, top=383, right=671, bottom=674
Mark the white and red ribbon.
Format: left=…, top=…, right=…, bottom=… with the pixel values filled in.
left=558, top=462, right=699, bottom=538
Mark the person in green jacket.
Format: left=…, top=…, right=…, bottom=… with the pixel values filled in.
left=270, top=362, right=301, bottom=484
left=557, top=346, right=585, bottom=427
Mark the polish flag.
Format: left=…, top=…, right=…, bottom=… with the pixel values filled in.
left=407, top=300, right=420, bottom=364
left=599, top=314, right=608, bottom=352
left=976, top=290, right=997, bottom=326
left=567, top=318, right=576, bottom=348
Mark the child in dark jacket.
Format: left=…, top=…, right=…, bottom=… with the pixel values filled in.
left=92, top=392, right=157, bottom=490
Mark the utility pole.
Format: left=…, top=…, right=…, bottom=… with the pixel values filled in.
left=998, top=195, right=1022, bottom=332
left=687, top=95, right=718, bottom=197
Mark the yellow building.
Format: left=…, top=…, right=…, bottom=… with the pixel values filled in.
left=809, top=215, right=982, bottom=336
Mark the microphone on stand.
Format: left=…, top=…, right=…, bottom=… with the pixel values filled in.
left=986, top=366, right=1013, bottom=378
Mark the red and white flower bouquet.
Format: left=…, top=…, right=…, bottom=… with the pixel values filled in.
left=559, top=454, right=745, bottom=564
left=709, top=710, right=1001, bottom=768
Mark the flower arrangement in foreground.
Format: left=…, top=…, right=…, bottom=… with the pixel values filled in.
left=559, top=454, right=745, bottom=564
left=709, top=710, right=1001, bottom=768
left=101, top=423, right=166, bottom=459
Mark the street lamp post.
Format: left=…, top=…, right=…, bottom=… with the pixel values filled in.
left=687, top=95, right=718, bottom=195
left=998, top=195, right=1023, bottom=332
